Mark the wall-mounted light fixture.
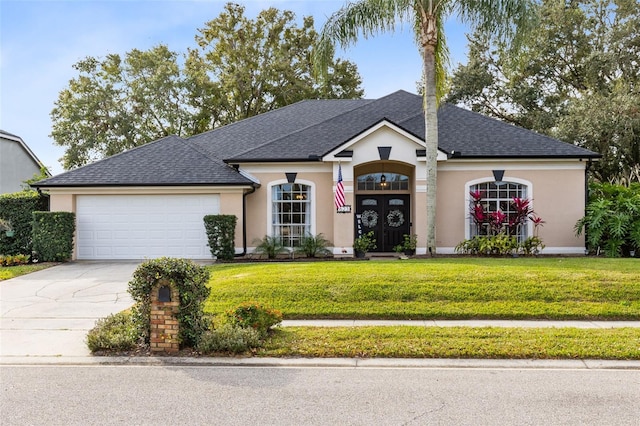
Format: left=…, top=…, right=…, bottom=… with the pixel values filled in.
left=492, top=170, right=505, bottom=186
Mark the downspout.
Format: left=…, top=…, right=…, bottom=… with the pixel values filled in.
left=239, top=185, right=257, bottom=257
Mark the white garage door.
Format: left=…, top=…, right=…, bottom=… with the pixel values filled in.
left=76, top=194, right=220, bottom=260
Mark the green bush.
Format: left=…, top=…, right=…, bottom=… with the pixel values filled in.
left=32, top=211, right=75, bottom=262
left=197, top=323, right=261, bottom=354
left=353, top=231, right=377, bottom=254
left=519, top=236, right=545, bottom=255
left=225, top=301, right=282, bottom=337
left=575, top=183, right=640, bottom=257
left=204, top=215, right=237, bottom=261
left=455, top=234, right=518, bottom=256
left=253, top=235, right=289, bottom=259
left=0, top=254, right=30, bottom=267
left=0, top=191, right=48, bottom=255
left=86, top=311, right=138, bottom=352
left=295, top=233, right=332, bottom=258
left=128, top=258, right=210, bottom=348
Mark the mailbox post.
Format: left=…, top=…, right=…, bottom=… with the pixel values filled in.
left=149, top=279, right=179, bottom=353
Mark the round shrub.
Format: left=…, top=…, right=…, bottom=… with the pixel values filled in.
left=128, top=258, right=210, bottom=348
left=86, top=311, right=137, bottom=352
left=197, top=323, right=261, bottom=354
left=225, top=301, right=283, bottom=337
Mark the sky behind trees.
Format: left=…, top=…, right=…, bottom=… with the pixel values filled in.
left=1, top=0, right=470, bottom=175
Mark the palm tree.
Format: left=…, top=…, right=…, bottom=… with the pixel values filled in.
left=314, top=0, right=536, bottom=255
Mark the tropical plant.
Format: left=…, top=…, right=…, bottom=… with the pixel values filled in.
left=295, top=233, right=332, bottom=258
left=575, top=183, right=640, bottom=257
left=253, top=235, right=289, bottom=259
left=315, top=0, right=536, bottom=255
left=353, top=231, right=377, bottom=254
left=469, top=191, right=542, bottom=239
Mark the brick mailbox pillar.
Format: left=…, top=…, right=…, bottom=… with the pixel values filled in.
left=150, top=279, right=180, bottom=354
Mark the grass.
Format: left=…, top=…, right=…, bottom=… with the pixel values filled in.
left=259, top=326, right=640, bottom=360
left=205, top=258, right=640, bottom=320
left=0, top=263, right=56, bottom=280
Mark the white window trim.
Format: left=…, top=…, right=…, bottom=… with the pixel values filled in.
left=464, top=176, right=534, bottom=240
left=266, top=179, right=317, bottom=242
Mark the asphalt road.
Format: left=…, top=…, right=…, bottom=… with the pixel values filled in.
left=2, top=365, right=639, bottom=425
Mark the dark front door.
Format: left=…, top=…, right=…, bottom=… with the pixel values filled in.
left=356, top=195, right=410, bottom=252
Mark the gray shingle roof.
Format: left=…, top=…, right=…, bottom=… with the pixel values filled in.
left=34, top=90, right=599, bottom=188
left=35, top=135, right=254, bottom=187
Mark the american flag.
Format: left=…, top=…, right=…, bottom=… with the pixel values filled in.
left=335, top=164, right=345, bottom=210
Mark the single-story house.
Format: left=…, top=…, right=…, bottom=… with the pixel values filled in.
left=1, top=130, right=49, bottom=194
left=33, top=90, right=600, bottom=260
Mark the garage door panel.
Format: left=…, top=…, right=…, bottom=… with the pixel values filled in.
left=76, top=194, right=220, bottom=260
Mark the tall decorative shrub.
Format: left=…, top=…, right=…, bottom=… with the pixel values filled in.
left=458, top=191, right=545, bottom=256
left=32, top=211, right=75, bottom=261
left=575, top=183, right=640, bottom=257
left=128, top=258, right=210, bottom=347
left=0, top=191, right=48, bottom=255
left=203, top=215, right=237, bottom=261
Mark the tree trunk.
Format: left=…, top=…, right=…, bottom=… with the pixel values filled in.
left=423, top=44, right=438, bottom=256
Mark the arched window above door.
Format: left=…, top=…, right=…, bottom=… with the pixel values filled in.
left=357, top=172, right=409, bottom=191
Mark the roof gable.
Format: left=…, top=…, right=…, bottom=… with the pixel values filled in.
left=0, top=129, right=50, bottom=173
left=323, top=119, right=449, bottom=162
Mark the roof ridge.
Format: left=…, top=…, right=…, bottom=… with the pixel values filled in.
left=187, top=98, right=367, bottom=142
left=223, top=98, right=375, bottom=161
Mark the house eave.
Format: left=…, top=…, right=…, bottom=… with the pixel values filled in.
left=32, top=182, right=257, bottom=189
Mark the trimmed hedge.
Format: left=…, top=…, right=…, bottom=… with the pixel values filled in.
left=128, top=258, right=210, bottom=348
left=32, top=211, right=75, bottom=262
left=203, top=215, right=237, bottom=261
left=0, top=191, right=49, bottom=255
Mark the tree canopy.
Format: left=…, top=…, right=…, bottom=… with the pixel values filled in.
left=51, top=3, right=363, bottom=170
left=447, top=0, right=640, bottom=184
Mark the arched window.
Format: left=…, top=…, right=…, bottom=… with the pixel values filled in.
left=467, top=180, right=531, bottom=241
left=271, top=182, right=311, bottom=247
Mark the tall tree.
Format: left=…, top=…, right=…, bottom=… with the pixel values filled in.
left=314, top=0, right=535, bottom=254
left=51, top=3, right=363, bottom=170
left=447, top=0, right=640, bottom=183
left=186, top=3, right=363, bottom=127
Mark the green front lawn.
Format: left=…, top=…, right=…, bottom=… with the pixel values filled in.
left=205, top=258, right=640, bottom=320
left=0, top=263, right=55, bottom=280
left=260, top=326, right=640, bottom=360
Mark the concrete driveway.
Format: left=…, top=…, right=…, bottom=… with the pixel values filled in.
left=0, top=262, right=140, bottom=360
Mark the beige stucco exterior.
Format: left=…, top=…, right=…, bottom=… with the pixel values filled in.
left=436, top=161, right=587, bottom=253
left=43, top=123, right=590, bottom=259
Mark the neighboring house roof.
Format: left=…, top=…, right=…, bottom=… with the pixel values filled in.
left=33, top=90, right=600, bottom=188
left=0, top=129, right=50, bottom=173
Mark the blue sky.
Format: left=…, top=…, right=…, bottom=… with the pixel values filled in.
left=1, top=0, right=470, bottom=175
